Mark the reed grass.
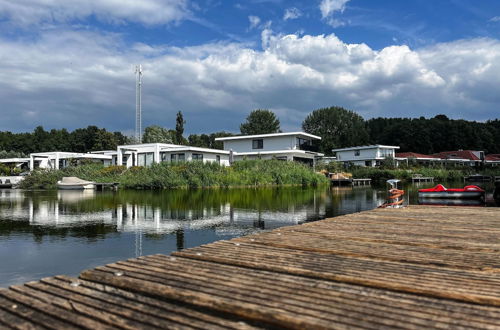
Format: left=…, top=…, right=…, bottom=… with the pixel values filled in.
left=19, top=160, right=329, bottom=190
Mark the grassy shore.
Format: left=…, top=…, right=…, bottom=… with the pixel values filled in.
left=349, top=166, right=500, bottom=182
left=19, top=159, right=329, bottom=190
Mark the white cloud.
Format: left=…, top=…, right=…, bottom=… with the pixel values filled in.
left=248, top=15, right=261, bottom=30
left=320, top=0, right=350, bottom=18
left=490, top=16, right=500, bottom=22
left=1, top=30, right=499, bottom=133
left=0, top=0, right=189, bottom=26
left=283, top=7, right=302, bottom=21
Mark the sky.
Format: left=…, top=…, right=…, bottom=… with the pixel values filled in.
left=1, top=0, right=500, bottom=135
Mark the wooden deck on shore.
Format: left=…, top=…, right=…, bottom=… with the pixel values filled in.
left=1, top=206, right=500, bottom=329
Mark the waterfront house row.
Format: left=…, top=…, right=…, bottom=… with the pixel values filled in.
left=0, top=132, right=323, bottom=171
left=331, top=145, right=500, bottom=167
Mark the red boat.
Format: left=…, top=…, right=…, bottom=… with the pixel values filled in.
left=418, top=184, right=485, bottom=199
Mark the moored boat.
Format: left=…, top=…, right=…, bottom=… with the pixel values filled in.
left=418, top=184, right=485, bottom=199
left=57, top=177, right=95, bottom=190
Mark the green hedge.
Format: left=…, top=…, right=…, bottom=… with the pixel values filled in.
left=19, top=160, right=329, bottom=190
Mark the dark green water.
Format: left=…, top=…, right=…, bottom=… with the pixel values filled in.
left=0, top=183, right=497, bottom=287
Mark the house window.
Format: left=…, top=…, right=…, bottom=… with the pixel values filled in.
left=216, top=155, right=221, bottom=163
left=169, top=153, right=185, bottom=162
left=192, top=153, right=203, bottom=161
left=296, top=137, right=311, bottom=148
left=252, top=139, right=263, bottom=149
left=354, top=150, right=360, bottom=156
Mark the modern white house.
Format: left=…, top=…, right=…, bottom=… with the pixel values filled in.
left=215, top=132, right=323, bottom=166
left=332, top=145, right=400, bottom=167
left=29, top=152, right=113, bottom=171
left=116, top=143, right=230, bottom=167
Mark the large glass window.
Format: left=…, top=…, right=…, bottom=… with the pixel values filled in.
left=354, top=150, right=360, bottom=156
left=192, top=153, right=203, bottom=161
left=137, top=153, right=146, bottom=166
left=252, top=139, right=263, bottom=149
left=137, top=153, right=154, bottom=166
left=145, top=153, right=154, bottom=166
left=216, top=155, right=221, bottom=163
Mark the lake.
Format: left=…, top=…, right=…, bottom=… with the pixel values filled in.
left=1, top=182, right=498, bottom=287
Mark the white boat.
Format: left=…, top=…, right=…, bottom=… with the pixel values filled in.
left=57, top=177, right=95, bottom=190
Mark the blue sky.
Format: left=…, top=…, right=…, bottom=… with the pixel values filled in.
left=1, top=0, right=500, bottom=135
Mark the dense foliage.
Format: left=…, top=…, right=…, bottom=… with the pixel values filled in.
left=367, top=115, right=500, bottom=154
left=187, top=131, right=234, bottom=150
left=240, top=109, right=281, bottom=135
left=0, top=126, right=129, bottom=157
left=142, top=125, right=173, bottom=144
left=302, top=106, right=369, bottom=155
left=19, top=160, right=328, bottom=190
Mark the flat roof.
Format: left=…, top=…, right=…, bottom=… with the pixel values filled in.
left=160, top=146, right=230, bottom=154
left=332, top=145, right=400, bottom=152
left=0, top=158, right=30, bottom=163
left=118, top=143, right=180, bottom=149
left=215, top=132, right=321, bottom=141
left=30, top=152, right=112, bottom=160
left=234, top=150, right=325, bottom=157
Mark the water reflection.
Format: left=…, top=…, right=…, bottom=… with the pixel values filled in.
left=0, top=188, right=385, bottom=238
left=0, top=186, right=387, bottom=287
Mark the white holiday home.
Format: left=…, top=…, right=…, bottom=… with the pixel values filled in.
left=116, top=143, right=230, bottom=167
left=332, top=145, right=400, bottom=167
left=215, top=132, right=323, bottom=166
left=29, top=152, right=113, bottom=171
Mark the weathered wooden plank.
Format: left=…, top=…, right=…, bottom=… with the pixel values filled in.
left=51, top=275, right=258, bottom=330
left=0, top=289, right=82, bottom=330
left=80, top=267, right=344, bottom=330
left=0, top=304, right=41, bottom=330
left=173, top=241, right=500, bottom=307
left=142, top=255, right=500, bottom=329
left=231, top=231, right=500, bottom=271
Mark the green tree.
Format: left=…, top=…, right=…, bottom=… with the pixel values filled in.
left=143, top=126, right=173, bottom=144
left=240, top=109, right=281, bottom=135
left=302, top=106, right=369, bottom=155
left=175, top=111, right=186, bottom=144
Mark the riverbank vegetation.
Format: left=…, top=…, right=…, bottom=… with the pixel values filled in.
left=317, top=160, right=500, bottom=182
left=19, top=160, right=328, bottom=190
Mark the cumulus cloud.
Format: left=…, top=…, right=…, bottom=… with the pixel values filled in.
left=320, top=0, right=350, bottom=18
left=0, top=0, right=189, bottom=26
left=0, top=29, right=499, bottom=133
left=283, top=7, right=302, bottom=21
left=490, top=16, right=500, bottom=22
left=248, top=15, right=261, bottom=30
left=320, top=0, right=350, bottom=27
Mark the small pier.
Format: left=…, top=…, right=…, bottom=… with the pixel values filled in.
left=352, top=178, right=371, bottom=186
left=1, top=206, right=500, bottom=329
left=411, top=174, right=434, bottom=183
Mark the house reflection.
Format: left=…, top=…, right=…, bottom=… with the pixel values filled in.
left=0, top=186, right=384, bottom=245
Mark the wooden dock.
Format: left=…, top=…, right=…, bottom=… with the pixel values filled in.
left=1, top=206, right=500, bottom=329
left=330, top=178, right=371, bottom=186
left=411, top=175, right=434, bottom=183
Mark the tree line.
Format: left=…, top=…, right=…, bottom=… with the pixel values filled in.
left=0, top=107, right=498, bottom=158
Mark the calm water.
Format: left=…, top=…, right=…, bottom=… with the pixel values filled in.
left=0, top=183, right=498, bottom=287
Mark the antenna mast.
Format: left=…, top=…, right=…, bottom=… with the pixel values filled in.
left=135, top=64, right=143, bottom=143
